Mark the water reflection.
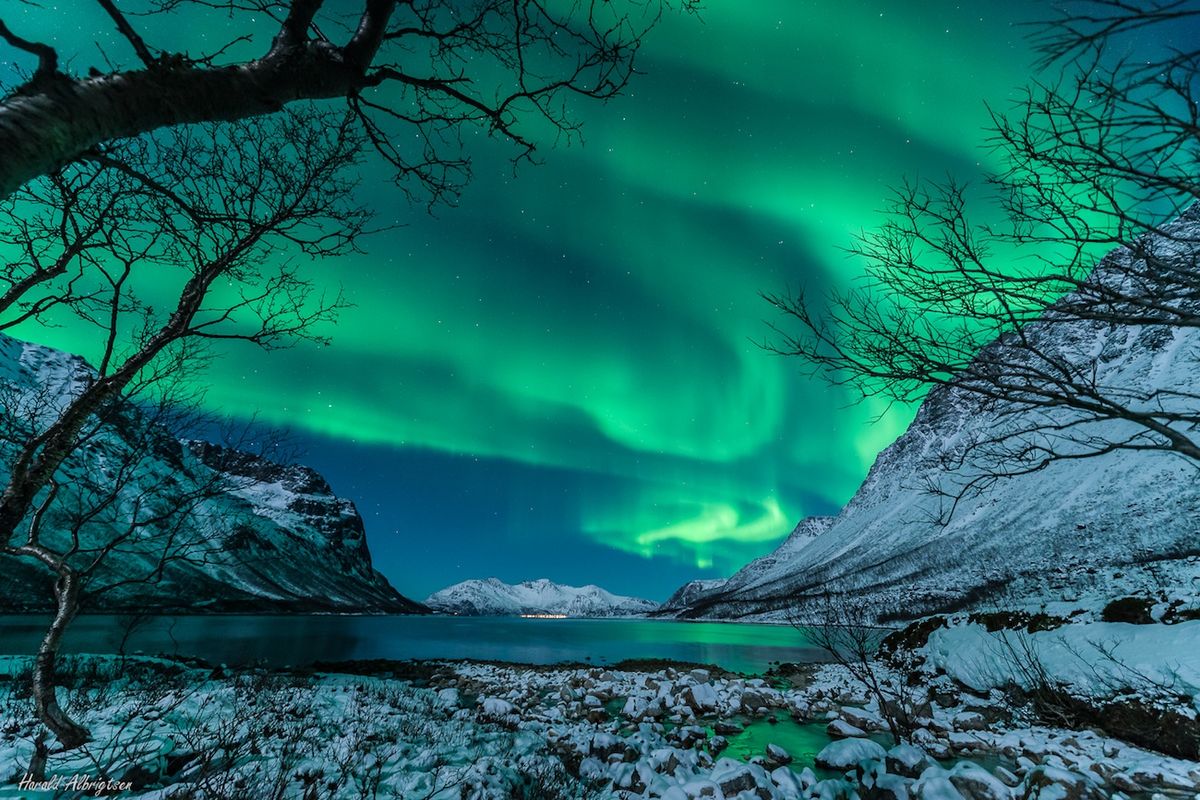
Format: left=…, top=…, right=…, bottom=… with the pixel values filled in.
left=0, top=615, right=826, bottom=674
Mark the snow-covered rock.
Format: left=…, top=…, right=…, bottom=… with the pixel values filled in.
left=765, top=743, right=791, bottom=765
left=425, top=577, right=657, bottom=617
left=887, top=743, right=934, bottom=778
left=665, top=212, right=1200, bottom=621
left=0, top=333, right=420, bottom=613
left=815, top=737, right=887, bottom=770
left=945, top=762, right=1013, bottom=800
left=826, top=718, right=867, bottom=739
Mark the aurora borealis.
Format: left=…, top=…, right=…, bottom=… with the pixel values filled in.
left=7, top=1, right=1046, bottom=600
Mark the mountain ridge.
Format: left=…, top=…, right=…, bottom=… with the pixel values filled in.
left=425, top=577, right=657, bottom=617
left=0, top=332, right=423, bottom=614
left=661, top=212, right=1200, bottom=622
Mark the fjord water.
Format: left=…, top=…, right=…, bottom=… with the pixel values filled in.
left=0, top=615, right=824, bottom=674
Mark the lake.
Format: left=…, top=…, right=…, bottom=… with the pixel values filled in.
left=0, top=615, right=829, bottom=674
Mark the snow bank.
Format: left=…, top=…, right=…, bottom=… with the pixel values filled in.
left=924, top=619, right=1200, bottom=709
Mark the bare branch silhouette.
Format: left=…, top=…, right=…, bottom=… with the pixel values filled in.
left=767, top=4, right=1200, bottom=519
left=0, top=106, right=363, bottom=752
left=0, top=0, right=696, bottom=200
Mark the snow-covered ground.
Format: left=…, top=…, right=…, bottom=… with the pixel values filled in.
left=0, top=656, right=555, bottom=800
left=925, top=618, right=1200, bottom=711
left=2, top=629, right=1197, bottom=800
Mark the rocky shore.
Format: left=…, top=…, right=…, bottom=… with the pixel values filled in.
left=1, top=648, right=1196, bottom=799
left=441, top=659, right=1198, bottom=799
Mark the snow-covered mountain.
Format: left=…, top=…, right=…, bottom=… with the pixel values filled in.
left=0, top=333, right=422, bottom=613
left=664, top=212, right=1200, bottom=622
left=425, top=578, right=657, bottom=617
left=659, top=579, right=727, bottom=611
left=658, top=517, right=836, bottom=614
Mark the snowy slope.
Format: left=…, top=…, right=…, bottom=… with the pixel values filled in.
left=668, top=213, right=1200, bottom=622
left=425, top=578, right=657, bottom=617
left=925, top=617, right=1200, bottom=705
left=659, top=579, right=728, bottom=611
left=658, top=518, right=835, bottom=613
left=0, top=333, right=422, bottom=613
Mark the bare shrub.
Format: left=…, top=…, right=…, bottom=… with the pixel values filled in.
left=789, top=593, right=927, bottom=744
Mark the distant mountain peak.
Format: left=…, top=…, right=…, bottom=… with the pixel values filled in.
left=425, top=578, right=657, bottom=617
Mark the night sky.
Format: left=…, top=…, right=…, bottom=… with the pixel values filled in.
left=8, top=2, right=1046, bottom=601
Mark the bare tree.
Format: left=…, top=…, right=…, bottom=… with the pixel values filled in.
left=0, top=0, right=695, bottom=200
left=765, top=0, right=1200, bottom=515
left=789, top=594, right=924, bottom=745
left=0, top=106, right=364, bottom=751
left=0, top=0, right=692, bottom=774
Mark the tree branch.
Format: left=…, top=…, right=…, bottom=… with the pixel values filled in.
left=95, top=0, right=157, bottom=67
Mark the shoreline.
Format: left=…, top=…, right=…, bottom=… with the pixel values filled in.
left=0, top=609, right=897, bottom=628
left=1, top=651, right=1194, bottom=799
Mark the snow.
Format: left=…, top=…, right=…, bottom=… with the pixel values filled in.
left=912, top=774, right=968, bottom=800
left=825, top=718, right=866, bottom=738
left=887, top=743, right=931, bottom=774
left=814, top=737, right=887, bottom=769
left=662, top=213, right=1200, bottom=623
left=660, top=579, right=730, bottom=611
left=0, top=332, right=413, bottom=613
left=425, top=577, right=657, bottom=617
left=3, top=653, right=1198, bottom=799
left=924, top=619, right=1200, bottom=710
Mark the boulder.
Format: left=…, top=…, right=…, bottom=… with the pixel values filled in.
left=873, top=773, right=916, bottom=800
left=1019, top=765, right=1106, bottom=800
left=741, top=689, right=769, bottom=711
left=812, top=778, right=862, bottom=799
left=827, top=718, right=868, bottom=738
left=886, top=743, right=935, bottom=778
left=673, top=725, right=708, bottom=749
left=681, top=682, right=719, bottom=713
left=815, top=737, right=888, bottom=770
left=992, top=767, right=1020, bottom=788
left=478, top=697, right=516, bottom=718
left=578, top=757, right=605, bottom=781
left=770, top=766, right=804, bottom=795
left=765, top=743, right=791, bottom=766
left=948, top=762, right=1013, bottom=800
left=1107, top=773, right=1144, bottom=794
left=711, top=761, right=771, bottom=800
left=914, top=775, right=968, bottom=799
left=586, top=732, right=626, bottom=760
left=842, top=705, right=886, bottom=732
left=951, top=711, right=988, bottom=732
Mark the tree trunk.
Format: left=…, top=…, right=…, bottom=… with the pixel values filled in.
left=26, top=731, right=48, bottom=782
left=0, top=53, right=362, bottom=200
left=0, top=0, right=402, bottom=202
left=32, top=571, right=90, bottom=749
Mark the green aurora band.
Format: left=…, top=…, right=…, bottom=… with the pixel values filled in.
left=6, top=1, right=1041, bottom=584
